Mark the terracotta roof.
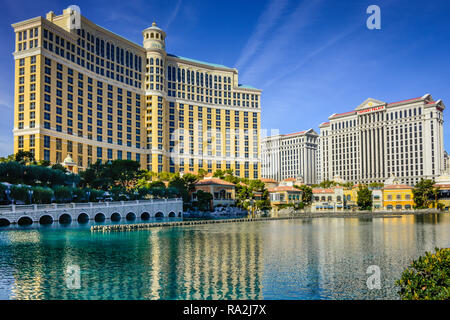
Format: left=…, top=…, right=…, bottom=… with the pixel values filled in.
left=383, top=184, right=413, bottom=190
left=330, top=110, right=356, bottom=118
left=268, top=186, right=301, bottom=192
left=283, top=131, right=305, bottom=137
left=260, top=178, right=277, bottom=183
left=283, top=177, right=296, bottom=182
left=312, top=188, right=334, bottom=194
left=387, top=97, right=422, bottom=106
left=434, top=184, right=450, bottom=189
left=195, top=178, right=235, bottom=186
left=328, top=96, right=427, bottom=121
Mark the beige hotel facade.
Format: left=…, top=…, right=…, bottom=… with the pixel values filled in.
left=318, top=94, right=445, bottom=186
left=261, top=129, right=319, bottom=184
left=12, top=8, right=261, bottom=178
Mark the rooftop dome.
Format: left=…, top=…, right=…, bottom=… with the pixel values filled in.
left=145, top=21, right=164, bottom=32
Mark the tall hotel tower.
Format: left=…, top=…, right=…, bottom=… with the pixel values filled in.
left=261, top=129, right=318, bottom=184
left=12, top=8, right=261, bottom=178
left=318, top=95, right=445, bottom=186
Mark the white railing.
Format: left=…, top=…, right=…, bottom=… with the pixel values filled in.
left=0, top=198, right=182, bottom=213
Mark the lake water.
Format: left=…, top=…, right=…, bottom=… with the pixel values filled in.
left=0, top=213, right=448, bottom=300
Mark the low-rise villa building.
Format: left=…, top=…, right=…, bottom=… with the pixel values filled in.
left=278, top=177, right=303, bottom=187
left=193, top=177, right=236, bottom=207
left=311, top=187, right=344, bottom=212
left=268, top=186, right=302, bottom=206
left=260, top=178, right=279, bottom=189
left=372, top=189, right=383, bottom=210
left=434, top=171, right=450, bottom=211
left=383, top=184, right=414, bottom=210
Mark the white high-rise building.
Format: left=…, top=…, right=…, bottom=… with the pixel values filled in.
left=261, top=129, right=318, bottom=184
left=318, top=94, right=445, bottom=186
left=444, top=151, right=450, bottom=173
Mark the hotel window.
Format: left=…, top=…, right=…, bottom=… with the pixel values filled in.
left=18, top=136, right=24, bottom=148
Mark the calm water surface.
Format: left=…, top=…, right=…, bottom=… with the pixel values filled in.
left=0, top=214, right=448, bottom=300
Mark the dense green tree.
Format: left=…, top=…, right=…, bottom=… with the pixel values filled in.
left=0, top=161, right=24, bottom=184
left=182, top=173, right=198, bottom=193
left=51, top=163, right=67, bottom=172
left=14, top=150, right=35, bottom=164
left=109, top=160, right=141, bottom=188
left=193, top=190, right=213, bottom=211
left=319, top=180, right=337, bottom=188
left=294, top=184, right=313, bottom=205
left=357, top=185, right=372, bottom=210
left=369, top=182, right=384, bottom=189
left=53, top=186, right=73, bottom=203
left=10, top=185, right=30, bottom=204
left=168, top=176, right=189, bottom=202
left=37, top=160, right=51, bottom=167
left=197, top=169, right=208, bottom=179
left=31, top=186, right=53, bottom=204
left=413, top=179, right=436, bottom=209
left=0, top=154, right=15, bottom=163
left=213, top=169, right=225, bottom=179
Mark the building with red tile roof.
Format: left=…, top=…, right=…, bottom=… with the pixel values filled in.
left=318, top=94, right=445, bottom=186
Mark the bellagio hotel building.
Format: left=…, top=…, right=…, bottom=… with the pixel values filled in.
left=11, top=8, right=261, bottom=178
left=318, top=95, right=445, bottom=186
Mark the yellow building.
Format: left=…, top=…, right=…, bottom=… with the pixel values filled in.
left=268, top=186, right=302, bottom=206
left=434, top=172, right=450, bottom=211
left=383, top=184, right=414, bottom=210
left=11, top=7, right=261, bottom=179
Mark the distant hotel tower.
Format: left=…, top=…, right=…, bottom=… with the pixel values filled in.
left=261, top=129, right=318, bottom=184
left=318, top=95, right=445, bottom=185
left=11, top=7, right=261, bottom=178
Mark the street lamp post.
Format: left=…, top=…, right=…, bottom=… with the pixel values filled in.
left=28, top=189, right=34, bottom=204
left=5, top=189, right=11, bottom=205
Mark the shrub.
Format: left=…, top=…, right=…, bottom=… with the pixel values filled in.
left=11, top=185, right=30, bottom=204
left=396, top=248, right=449, bottom=300
left=53, top=186, right=73, bottom=203
left=72, top=188, right=88, bottom=202
left=32, top=186, right=53, bottom=204
left=89, top=189, right=105, bottom=202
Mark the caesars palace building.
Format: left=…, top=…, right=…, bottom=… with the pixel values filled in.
left=318, top=94, right=445, bottom=186
left=11, top=8, right=261, bottom=178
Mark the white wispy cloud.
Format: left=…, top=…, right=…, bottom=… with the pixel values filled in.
left=263, top=27, right=356, bottom=88
left=164, top=0, right=183, bottom=31
left=234, top=0, right=289, bottom=71
left=239, top=0, right=323, bottom=85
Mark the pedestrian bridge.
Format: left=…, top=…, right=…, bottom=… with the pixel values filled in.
left=0, top=199, right=183, bottom=226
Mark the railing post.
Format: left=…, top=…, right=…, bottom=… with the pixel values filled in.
left=54, top=203, right=58, bottom=209
left=34, top=204, right=37, bottom=211
left=106, top=202, right=109, bottom=207
left=12, top=204, right=16, bottom=212
left=72, top=203, right=76, bottom=208
left=90, top=202, right=93, bottom=208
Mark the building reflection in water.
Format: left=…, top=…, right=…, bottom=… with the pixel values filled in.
left=5, top=223, right=263, bottom=300
left=260, top=214, right=449, bottom=299
left=2, top=214, right=448, bottom=299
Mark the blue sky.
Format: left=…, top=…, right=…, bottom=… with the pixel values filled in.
left=0, top=0, right=449, bottom=156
